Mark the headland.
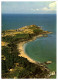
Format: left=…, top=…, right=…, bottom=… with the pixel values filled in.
left=2, top=25, right=54, bottom=78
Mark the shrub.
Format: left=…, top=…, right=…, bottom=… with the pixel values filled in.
left=33, top=29, right=43, bottom=34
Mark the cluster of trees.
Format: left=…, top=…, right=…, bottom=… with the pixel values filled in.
left=2, top=33, right=32, bottom=44
left=33, top=29, right=43, bottom=34
left=28, top=25, right=43, bottom=35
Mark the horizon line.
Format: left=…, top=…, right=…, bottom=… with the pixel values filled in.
left=2, top=13, right=56, bottom=15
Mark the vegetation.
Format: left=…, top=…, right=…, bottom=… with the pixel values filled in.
left=1, top=25, right=50, bottom=78
left=33, top=29, right=43, bottom=34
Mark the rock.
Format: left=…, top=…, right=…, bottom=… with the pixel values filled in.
left=30, top=25, right=36, bottom=27
left=48, top=32, right=53, bottom=34
left=45, top=61, right=52, bottom=64
left=50, top=71, right=56, bottom=76
left=39, top=34, right=43, bottom=37
left=43, top=34, right=48, bottom=37
left=9, top=69, right=14, bottom=72
left=14, top=77, right=17, bottom=79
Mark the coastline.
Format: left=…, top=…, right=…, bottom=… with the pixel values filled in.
left=17, top=31, right=52, bottom=64
left=2, top=24, right=55, bottom=78
left=17, top=33, right=56, bottom=77
left=17, top=34, right=49, bottom=63
left=17, top=42, right=36, bottom=63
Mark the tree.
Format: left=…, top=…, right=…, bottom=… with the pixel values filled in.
left=33, top=29, right=43, bottom=34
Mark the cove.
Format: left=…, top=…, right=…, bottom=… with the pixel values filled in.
left=24, top=33, right=56, bottom=78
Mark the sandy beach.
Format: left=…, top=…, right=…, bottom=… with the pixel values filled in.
left=17, top=32, right=52, bottom=64
left=17, top=34, right=44, bottom=63
left=17, top=41, right=36, bottom=63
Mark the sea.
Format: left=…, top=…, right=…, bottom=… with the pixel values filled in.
left=2, top=14, right=56, bottom=78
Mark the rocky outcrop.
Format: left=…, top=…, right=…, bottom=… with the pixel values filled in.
left=45, top=61, right=52, bottom=64
left=50, top=71, right=56, bottom=76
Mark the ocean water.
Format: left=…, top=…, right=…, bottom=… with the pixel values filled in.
left=2, top=14, right=56, bottom=78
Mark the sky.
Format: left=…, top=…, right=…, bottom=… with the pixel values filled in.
left=1, top=1, right=56, bottom=14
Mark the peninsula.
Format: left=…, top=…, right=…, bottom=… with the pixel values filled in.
left=2, top=25, right=54, bottom=79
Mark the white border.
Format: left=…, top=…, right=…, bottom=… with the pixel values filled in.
left=57, top=0, right=58, bottom=79
left=0, top=0, right=1, bottom=79
left=0, top=0, right=57, bottom=80
left=0, top=0, right=57, bottom=1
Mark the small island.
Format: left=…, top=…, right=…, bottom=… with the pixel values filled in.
left=2, top=25, right=54, bottom=79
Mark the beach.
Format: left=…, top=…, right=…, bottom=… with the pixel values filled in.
left=17, top=33, right=52, bottom=64
left=17, top=42, right=36, bottom=63
left=2, top=14, right=56, bottom=78
left=17, top=34, right=45, bottom=63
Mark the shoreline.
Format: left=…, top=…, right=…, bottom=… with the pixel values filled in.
left=17, top=31, right=52, bottom=63
left=17, top=33, right=49, bottom=63
left=17, top=33, right=56, bottom=77
left=2, top=25, right=55, bottom=78
left=18, top=42, right=36, bottom=63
